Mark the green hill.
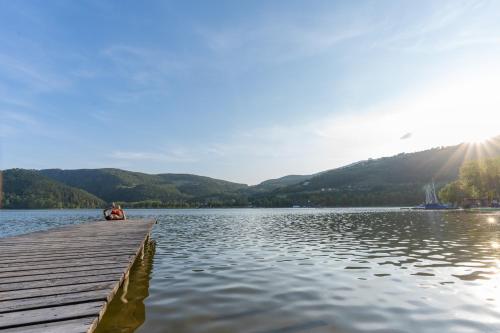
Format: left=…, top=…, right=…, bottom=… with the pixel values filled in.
left=40, top=168, right=183, bottom=203
left=251, top=137, right=500, bottom=207
left=3, top=136, right=499, bottom=209
left=1, top=169, right=105, bottom=209
left=249, top=174, right=314, bottom=193
left=39, top=168, right=248, bottom=207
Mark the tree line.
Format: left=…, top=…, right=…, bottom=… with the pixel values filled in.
left=439, top=157, right=500, bottom=207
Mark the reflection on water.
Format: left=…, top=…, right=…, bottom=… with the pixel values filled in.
left=95, top=240, right=156, bottom=333
left=1, top=208, right=500, bottom=333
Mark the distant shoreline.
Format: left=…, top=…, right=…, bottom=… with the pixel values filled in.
left=0, top=206, right=500, bottom=212
left=0, top=206, right=405, bottom=210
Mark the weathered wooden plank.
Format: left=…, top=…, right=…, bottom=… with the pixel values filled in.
left=0, top=249, right=135, bottom=261
left=0, top=243, right=141, bottom=249
left=0, top=317, right=96, bottom=333
left=2, top=223, right=150, bottom=233
left=0, top=249, right=136, bottom=260
left=0, top=243, right=142, bottom=251
left=2, top=229, right=149, bottom=236
left=0, top=272, right=124, bottom=292
left=0, top=233, right=149, bottom=246
left=0, top=251, right=136, bottom=265
left=0, top=246, right=143, bottom=259
left=0, top=255, right=133, bottom=272
left=0, top=233, right=145, bottom=241
left=0, top=232, right=147, bottom=240
left=0, top=268, right=125, bottom=284
left=0, top=240, right=145, bottom=250
left=0, top=264, right=125, bottom=279
left=0, top=237, right=146, bottom=245
left=0, top=235, right=146, bottom=242
left=0, top=243, right=144, bottom=252
left=2, top=232, right=145, bottom=240
left=0, top=281, right=116, bottom=301
left=0, top=235, right=148, bottom=243
left=0, top=290, right=111, bottom=314
left=0, top=301, right=105, bottom=329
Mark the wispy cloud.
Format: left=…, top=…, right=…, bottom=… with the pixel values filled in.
left=375, top=0, right=500, bottom=52
left=195, top=9, right=372, bottom=66
left=0, top=110, right=39, bottom=137
left=0, top=53, right=71, bottom=93
left=70, top=68, right=98, bottom=79
left=102, top=45, right=185, bottom=85
left=104, top=88, right=167, bottom=104
left=111, top=147, right=198, bottom=163
left=0, top=88, right=33, bottom=109
left=89, top=109, right=115, bottom=123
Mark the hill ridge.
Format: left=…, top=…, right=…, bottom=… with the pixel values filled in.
left=2, top=136, right=499, bottom=208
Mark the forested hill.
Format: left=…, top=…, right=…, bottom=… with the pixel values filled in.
left=2, top=168, right=249, bottom=208
left=2, top=137, right=500, bottom=208
left=2, top=169, right=105, bottom=208
left=251, top=137, right=500, bottom=207
left=38, top=168, right=248, bottom=208
left=249, top=174, right=315, bottom=193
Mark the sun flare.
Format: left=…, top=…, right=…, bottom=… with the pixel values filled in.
left=465, top=133, right=494, bottom=145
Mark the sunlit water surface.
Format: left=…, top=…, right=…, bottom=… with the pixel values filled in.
left=1, top=208, right=500, bottom=333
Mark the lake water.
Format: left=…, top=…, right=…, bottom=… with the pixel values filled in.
left=1, top=208, right=500, bottom=333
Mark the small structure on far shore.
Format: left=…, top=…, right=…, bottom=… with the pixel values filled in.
left=462, top=197, right=499, bottom=208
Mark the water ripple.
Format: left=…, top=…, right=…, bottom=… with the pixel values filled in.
left=2, top=208, right=500, bottom=333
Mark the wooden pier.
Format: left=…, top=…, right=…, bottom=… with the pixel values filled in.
left=0, top=219, right=156, bottom=333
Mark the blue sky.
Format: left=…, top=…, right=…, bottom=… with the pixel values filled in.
left=1, top=0, right=499, bottom=184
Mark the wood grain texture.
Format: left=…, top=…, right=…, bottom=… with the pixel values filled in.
left=0, top=267, right=125, bottom=284
left=0, top=318, right=97, bottom=333
left=0, top=301, right=105, bottom=329
left=0, top=219, right=155, bottom=333
left=0, top=264, right=125, bottom=279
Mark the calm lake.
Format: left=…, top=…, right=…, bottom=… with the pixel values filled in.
left=1, top=208, right=499, bottom=333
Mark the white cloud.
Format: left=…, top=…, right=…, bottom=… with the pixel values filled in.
left=376, top=0, right=500, bottom=53
left=111, top=148, right=198, bottom=163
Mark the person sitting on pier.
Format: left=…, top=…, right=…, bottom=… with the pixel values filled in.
left=104, top=203, right=126, bottom=220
